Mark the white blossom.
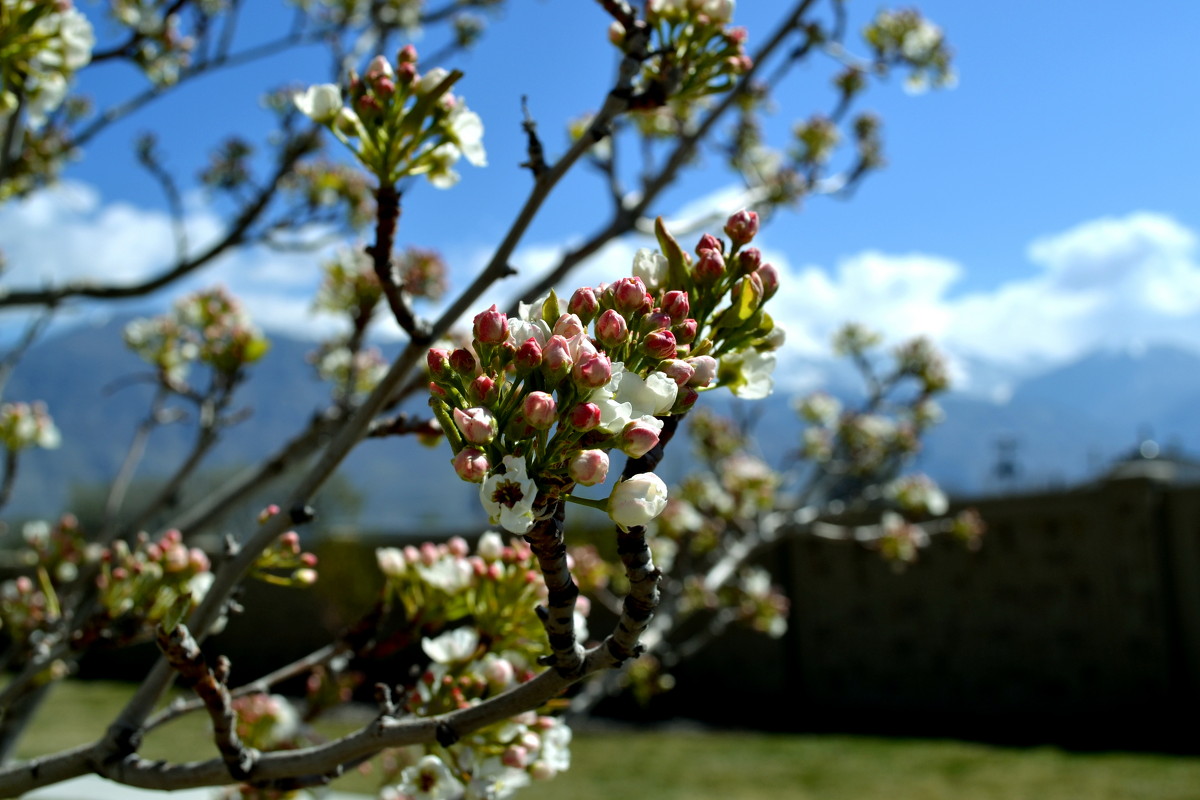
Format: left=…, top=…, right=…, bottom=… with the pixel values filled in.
left=608, top=472, right=669, bottom=529
left=590, top=364, right=677, bottom=433
left=721, top=349, right=776, bottom=399
left=421, top=627, right=480, bottom=664
left=632, top=248, right=669, bottom=292
left=480, top=455, right=538, bottom=534
left=417, top=557, right=474, bottom=592
left=448, top=102, right=487, bottom=167
left=293, top=84, right=342, bottom=123
left=396, top=754, right=465, bottom=800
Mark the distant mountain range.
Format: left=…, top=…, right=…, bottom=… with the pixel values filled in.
left=5, top=317, right=1198, bottom=532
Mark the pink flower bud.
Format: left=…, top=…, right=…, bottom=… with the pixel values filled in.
left=449, top=347, right=476, bottom=375
left=662, top=290, right=690, bottom=322
left=568, top=287, right=599, bottom=323
left=473, top=304, right=509, bottom=345
left=737, top=247, right=763, bottom=275
left=453, top=406, right=497, bottom=444
left=447, top=536, right=469, bottom=557
left=756, top=263, right=780, bottom=300
left=522, top=391, right=558, bottom=430
left=675, top=386, right=700, bottom=410
left=613, top=276, right=649, bottom=315
left=694, top=248, right=726, bottom=284
left=673, top=318, right=698, bottom=345
left=427, top=347, right=452, bottom=378
left=484, top=657, right=515, bottom=689
left=621, top=420, right=661, bottom=458
left=553, top=313, right=584, bottom=339
left=660, top=359, right=696, bottom=387
left=573, top=352, right=613, bottom=389
left=686, top=355, right=718, bottom=387
left=696, top=233, right=723, bottom=255
left=542, top=335, right=573, bottom=376
left=569, top=402, right=602, bottom=431
left=429, top=381, right=448, bottom=399
left=502, top=746, right=529, bottom=769
left=397, top=44, right=418, bottom=63
left=569, top=449, right=610, bottom=486
left=189, top=548, right=210, bottom=573
left=642, top=329, right=677, bottom=361
left=645, top=310, right=672, bottom=331
left=514, top=337, right=543, bottom=372
left=454, top=449, right=489, bottom=483
left=469, top=374, right=497, bottom=404
left=595, top=308, right=629, bottom=347
left=281, top=531, right=301, bottom=552
left=724, top=209, right=759, bottom=245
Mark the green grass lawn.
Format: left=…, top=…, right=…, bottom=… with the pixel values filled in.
left=13, top=680, right=1200, bottom=799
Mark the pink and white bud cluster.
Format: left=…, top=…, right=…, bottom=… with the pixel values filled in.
left=294, top=45, right=486, bottom=186
left=428, top=213, right=785, bottom=538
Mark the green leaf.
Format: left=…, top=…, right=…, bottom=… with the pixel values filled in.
left=160, top=594, right=193, bottom=635
left=655, top=217, right=692, bottom=292
left=541, top=288, right=561, bottom=325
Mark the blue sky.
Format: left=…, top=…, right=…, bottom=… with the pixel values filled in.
left=4, top=0, right=1199, bottom=397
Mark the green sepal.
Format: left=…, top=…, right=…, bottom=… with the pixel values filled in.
left=655, top=216, right=692, bottom=292
left=541, top=289, right=561, bottom=326
left=160, top=594, right=193, bottom=635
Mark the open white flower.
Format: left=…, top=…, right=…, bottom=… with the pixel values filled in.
left=480, top=455, right=538, bottom=534
left=466, top=758, right=532, bottom=800
left=417, top=557, right=473, bottom=593
left=632, top=248, right=669, bottom=292
left=448, top=102, right=487, bottom=167
left=293, top=84, right=342, bottom=123
left=590, top=364, right=677, bottom=433
left=720, top=349, right=776, bottom=399
left=397, top=754, right=465, bottom=800
left=422, top=626, right=480, bottom=664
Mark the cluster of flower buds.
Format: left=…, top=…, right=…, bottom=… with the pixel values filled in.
left=231, top=693, right=302, bottom=751
left=373, top=531, right=578, bottom=796
left=124, top=286, right=270, bottom=386
left=251, top=507, right=319, bottom=587
left=0, top=0, right=94, bottom=129
left=94, top=529, right=213, bottom=636
left=314, top=247, right=384, bottom=319
left=293, top=45, right=485, bottom=186
left=863, top=8, right=956, bottom=94
left=427, top=211, right=782, bottom=533
left=111, top=0, right=196, bottom=87
left=609, top=0, right=751, bottom=124
left=690, top=565, right=790, bottom=638
left=0, top=400, right=61, bottom=451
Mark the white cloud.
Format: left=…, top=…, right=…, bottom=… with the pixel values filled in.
left=758, top=211, right=1200, bottom=394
